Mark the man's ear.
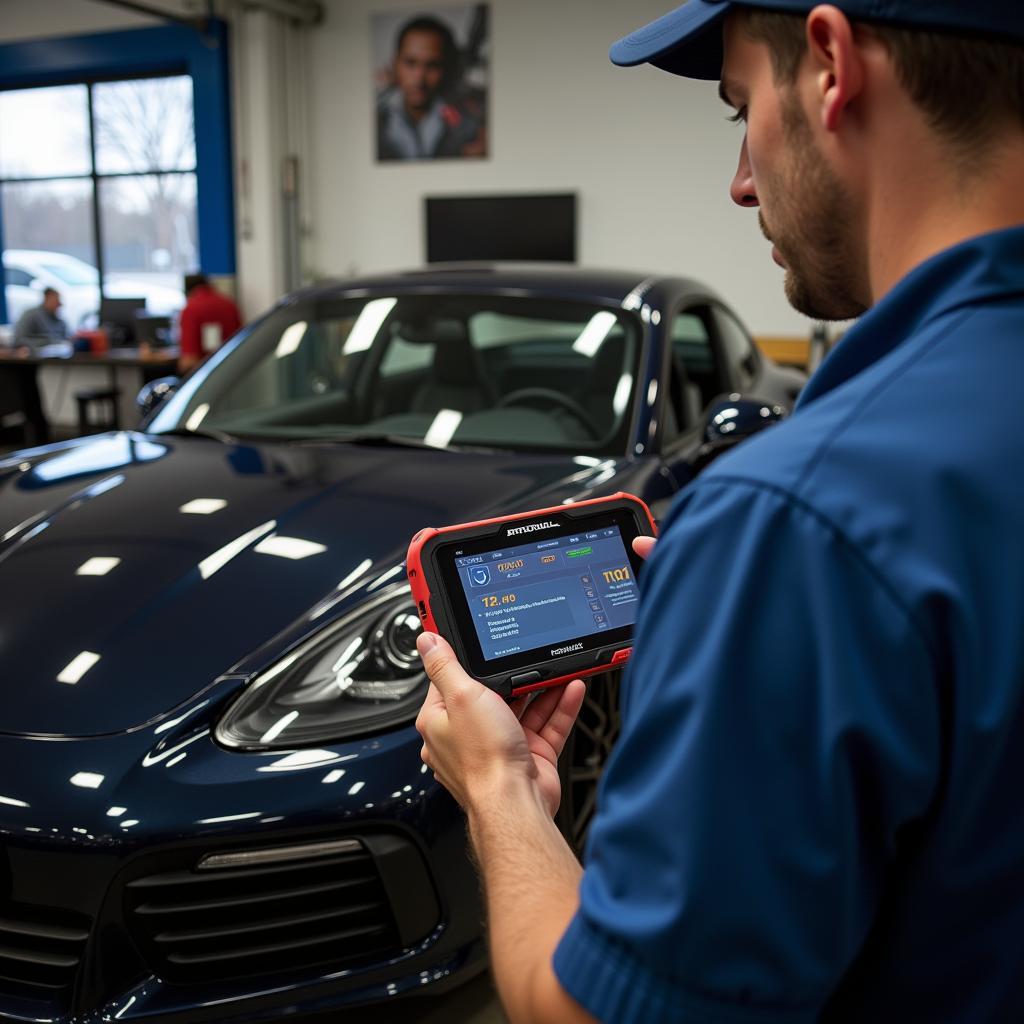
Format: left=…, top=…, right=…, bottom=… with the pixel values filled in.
left=805, top=4, right=865, bottom=133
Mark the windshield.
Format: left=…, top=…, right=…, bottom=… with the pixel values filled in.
left=42, top=261, right=99, bottom=286
left=153, top=293, right=643, bottom=454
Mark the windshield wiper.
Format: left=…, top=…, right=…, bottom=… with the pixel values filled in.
left=352, top=433, right=450, bottom=449
left=288, top=433, right=499, bottom=454
left=157, top=426, right=241, bottom=444
left=300, top=433, right=438, bottom=450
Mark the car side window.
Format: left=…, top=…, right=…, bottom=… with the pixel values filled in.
left=5, top=267, right=34, bottom=288
left=712, top=305, right=759, bottom=392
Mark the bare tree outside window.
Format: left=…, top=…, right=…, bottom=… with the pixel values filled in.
left=93, top=77, right=197, bottom=292
left=0, top=85, right=91, bottom=179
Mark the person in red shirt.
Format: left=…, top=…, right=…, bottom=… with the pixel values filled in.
left=178, top=273, right=242, bottom=374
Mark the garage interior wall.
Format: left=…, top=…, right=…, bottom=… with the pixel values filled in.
left=310, top=0, right=810, bottom=337
left=0, top=0, right=812, bottom=338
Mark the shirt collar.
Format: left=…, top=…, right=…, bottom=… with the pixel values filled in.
left=383, top=90, right=445, bottom=157
left=797, top=224, right=1024, bottom=409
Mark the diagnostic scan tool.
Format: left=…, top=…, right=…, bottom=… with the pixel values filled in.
left=406, top=493, right=656, bottom=698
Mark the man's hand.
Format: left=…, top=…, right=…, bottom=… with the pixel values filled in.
left=416, top=632, right=594, bottom=1024
left=633, top=535, right=656, bottom=560
left=415, top=633, right=585, bottom=817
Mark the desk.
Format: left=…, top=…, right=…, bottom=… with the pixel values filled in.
left=0, top=345, right=179, bottom=443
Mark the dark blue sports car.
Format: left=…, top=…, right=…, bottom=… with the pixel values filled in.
left=0, top=266, right=804, bottom=1022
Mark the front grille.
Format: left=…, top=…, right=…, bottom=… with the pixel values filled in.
left=0, top=903, right=91, bottom=1003
left=124, top=838, right=402, bottom=985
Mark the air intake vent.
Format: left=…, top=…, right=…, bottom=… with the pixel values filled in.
left=124, top=838, right=401, bottom=984
left=0, top=904, right=90, bottom=1004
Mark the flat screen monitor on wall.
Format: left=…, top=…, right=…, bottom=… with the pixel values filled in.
left=425, top=193, right=577, bottom=263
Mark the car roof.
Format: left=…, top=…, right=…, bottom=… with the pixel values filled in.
left=292, top=264, right=717, bottom=308
left=3, top=249, right=91, bottom=266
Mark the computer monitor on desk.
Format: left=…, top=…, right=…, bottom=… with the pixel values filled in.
left=99, top=297, right=146, bottom=345
left=135, top=314, right=172, bottom=348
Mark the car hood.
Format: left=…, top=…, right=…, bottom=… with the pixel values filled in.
left=0, top=433, right=622, bottom=737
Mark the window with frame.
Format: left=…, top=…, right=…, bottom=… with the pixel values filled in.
left=0, top=75, right=196, bottom=330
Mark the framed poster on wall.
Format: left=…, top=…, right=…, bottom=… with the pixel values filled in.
left=372, top=4, right=489, bottom=162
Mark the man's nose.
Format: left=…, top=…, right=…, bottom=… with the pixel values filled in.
left=729, top=136, right=758, bottom=208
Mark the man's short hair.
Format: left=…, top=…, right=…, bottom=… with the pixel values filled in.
left=739, top=9, right=1024, bottom=154
left=394, top=15, right=459, bottom=87
left=184, top=273, right=208, bottom=295
left=43, top=287, right=59, bottom=300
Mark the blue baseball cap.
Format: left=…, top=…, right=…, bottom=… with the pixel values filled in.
left=611, top=1, right=1024, bottom=80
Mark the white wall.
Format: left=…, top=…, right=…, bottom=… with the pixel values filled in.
left=0, top=0, right=812, bottom=337
left=306, top=0, right=810, bottom=336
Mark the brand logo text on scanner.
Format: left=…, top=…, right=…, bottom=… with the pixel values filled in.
left=506, top=520, right=560, bottom=537
left=551, top=642, right=584, bottom=656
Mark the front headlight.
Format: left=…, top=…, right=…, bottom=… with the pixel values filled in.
left=215, top=585, right=426, bottom=750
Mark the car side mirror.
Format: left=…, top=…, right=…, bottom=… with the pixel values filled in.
left=691, top=393, right=788, bottom=474
left=137, top=376, right=180, bottom=419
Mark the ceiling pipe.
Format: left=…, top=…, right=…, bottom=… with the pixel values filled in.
left=92, top=0, right=212, bottom=30
left=95, top=0, right=322, bottom=29
left=240, top=0, right=322, bottom=25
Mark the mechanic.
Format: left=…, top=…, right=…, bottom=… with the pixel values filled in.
left=416, top=2, right=1024, bottom=1022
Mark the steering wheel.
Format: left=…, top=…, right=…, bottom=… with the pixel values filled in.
left=495, top=387, right=599, bottom=438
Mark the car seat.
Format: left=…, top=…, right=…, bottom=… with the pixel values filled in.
left=582, top=333, right=627, bottom=437
left=668, top=348, right=705, bottom=432
left=409, top=322, right=496, bottom=415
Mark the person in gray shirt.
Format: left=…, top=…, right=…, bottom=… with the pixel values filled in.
left=14, top=288, right=69, bottom=351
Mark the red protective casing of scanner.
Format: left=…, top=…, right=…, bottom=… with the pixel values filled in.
left=406, top=492, right=656, bottom=698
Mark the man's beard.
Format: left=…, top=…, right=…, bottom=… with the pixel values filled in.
left=761, top=93, right=869, bottom=321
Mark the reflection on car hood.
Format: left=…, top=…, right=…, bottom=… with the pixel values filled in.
left=0, top=433, right=619, bottom=737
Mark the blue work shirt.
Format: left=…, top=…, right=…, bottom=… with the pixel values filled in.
left=554, top=225, right=1024, bottom=1022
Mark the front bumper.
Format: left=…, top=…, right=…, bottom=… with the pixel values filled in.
left=0, top=700, right=485, bottom=1022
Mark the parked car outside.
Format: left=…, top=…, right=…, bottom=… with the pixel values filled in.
left=0, top=265, right=804, bottom=1023
left=3, top=249, right=185, bottom=331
